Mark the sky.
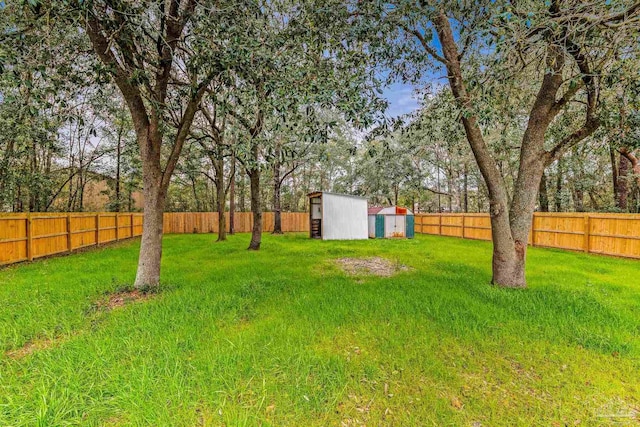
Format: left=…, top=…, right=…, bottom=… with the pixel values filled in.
left=382, top=83, right=422, bottom=118
left=378, top=25, right=446, bottom=119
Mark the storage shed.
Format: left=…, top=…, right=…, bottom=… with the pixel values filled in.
left=368, top=206, right=415, bottom=239
left=308, top=192, right=368, bottom=240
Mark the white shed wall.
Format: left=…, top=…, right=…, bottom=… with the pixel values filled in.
left=322, top=193, right=368, bottom=240
left=368, top=215, right=376, bottom=238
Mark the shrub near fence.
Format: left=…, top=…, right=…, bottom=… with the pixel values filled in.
left=0, top=212, right=309, bottom=266
left=414, top=212, right=640, bottom=260
left=0, top=213, right=145, bottom=265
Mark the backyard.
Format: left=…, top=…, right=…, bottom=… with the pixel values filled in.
left=0, top=234, right=638, bottom=426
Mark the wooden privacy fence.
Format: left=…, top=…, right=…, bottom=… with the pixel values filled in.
left=414, top=212, right=640, bottom=260
left=5, top=210, right=637, bottom=265
left=162, top=212, right=309, bottom=234
left=0, top=211, right=309, bottom=266
left=0, top=213, right=144, bottom=265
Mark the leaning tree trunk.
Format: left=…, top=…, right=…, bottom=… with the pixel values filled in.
left=434, top=11, right=532, bottom=288
left=248, top=167, right=262, bottom=250
left=134, top=161, right=166, bottom=290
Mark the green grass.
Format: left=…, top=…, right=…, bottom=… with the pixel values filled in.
left=0, top=233, right=639, bottom=426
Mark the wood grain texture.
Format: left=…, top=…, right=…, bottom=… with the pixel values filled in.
left=414, top=212, right=640, bottom=259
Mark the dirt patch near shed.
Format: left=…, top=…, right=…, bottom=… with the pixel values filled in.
left=336, top=257, right=410, bottom=277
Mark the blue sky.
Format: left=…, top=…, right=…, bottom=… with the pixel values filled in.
left=379, top=24, right=447, bottom=119
left=382, top=82, right=421, bottom=118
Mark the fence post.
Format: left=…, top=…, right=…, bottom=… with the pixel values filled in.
left=584, top=214, right=591, bottom=253
left=438, top=214, right=442, bottom=236
left=66, top=213, right=72, bottom=252
left=95, top=213, right=100, bottom=245
left=461, top=215, right=465, bottom=238
left=115, top=213, right=120, bottom=241
left=26, top=214, right=33, bottom=261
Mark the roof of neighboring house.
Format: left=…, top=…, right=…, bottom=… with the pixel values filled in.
left=368, top=207, right=383, bottom=215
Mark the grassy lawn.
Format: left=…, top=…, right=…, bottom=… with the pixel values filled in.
left=0, top=233, right=639, bottom=426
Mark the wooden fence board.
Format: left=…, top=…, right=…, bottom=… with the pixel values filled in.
left=415, top=212, right=640, bottom=260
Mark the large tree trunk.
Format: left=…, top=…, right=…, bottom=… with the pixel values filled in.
left=432, top=11, right=601, bottom=287
left=134, top=156, right=166, bottom=290
left=248, top=167, right=262, bottom=250
left=434, top=12, right=526, bottom=287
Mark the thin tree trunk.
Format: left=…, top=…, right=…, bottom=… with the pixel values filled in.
left=573, top=187, right=585, bottom=212
left=229, top=153, right=236, bottom=234
left=238, top=172, right=246, bottom=212
left=609, top=143, right=618, bottom=205
left=463, top=163, right=469, bottom=213
left=616, top=153, right=630, bottom=211
left=272, top=142, right=283, bottom=234
left=215, top=154, right=226, bottom=241
left=191, top=176, right=200, bottom=212
left=134, top=156, right=165, bottom=289
left=273, top=181, right=283, bottom=234
left=555, top=159, right=563, bottom=212
left=539, top=171, right=549, bottom=212
left=248, top=167, right=262, bottom=250
left=115, top=125, right=123, bottom=212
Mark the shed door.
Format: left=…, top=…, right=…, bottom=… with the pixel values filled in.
left=310, top=197, right=322, bottom=238
left=385, top=215, right=406, bottom=238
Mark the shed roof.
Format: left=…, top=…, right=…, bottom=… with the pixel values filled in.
left=307, top=191, right=368, bottom=200
left=370, top=206, right=414, bottom=216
